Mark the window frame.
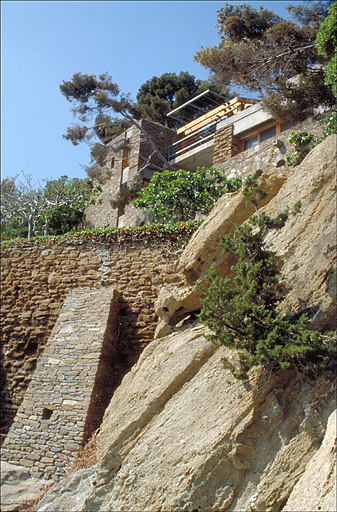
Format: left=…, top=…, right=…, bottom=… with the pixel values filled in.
left=241, top=120, right=294, bottom=152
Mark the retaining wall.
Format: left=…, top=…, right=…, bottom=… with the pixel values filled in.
left=1, top=239, right=183, bottom=438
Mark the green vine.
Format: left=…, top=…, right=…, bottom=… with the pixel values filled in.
left=1, top=221, right=202, bottom=250
left=285, top=107, right=337, bottom=167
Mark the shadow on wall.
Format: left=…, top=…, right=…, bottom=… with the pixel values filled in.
left=82, top=293, right=149, bottom=443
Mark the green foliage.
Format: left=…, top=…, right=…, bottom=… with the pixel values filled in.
left=285, top=130, right=318, bottom=166
left=315, top=1, right=337, bottom=98
left=198, top=176, right=336, bottom=379
left=285, top=107, right=337, bottom=167
left=1, top=217, right=28, bottom=241
left=60, top=71, right=177, bottom=174
left=135, top=71, right=212, bottom=128
left=35, top=205, right=83, bottom=236
left=0, top=173, right=101, bottom=239
left=241, top=170, right=267, bottom=210
left=93, top=114, right=132, bottom=145
left=321, top=106, right=337, bottom=137
left=131, top=167, right=242, bottom=223
left=216, top=3, right=282, bottom=41
left=1, top=220, right=201, bottom=250
left=195, top=2, right=336, bottom=120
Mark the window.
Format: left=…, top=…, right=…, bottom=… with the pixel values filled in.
left=260, top=125, right=277, bottom=142
left=111, top=157, right=115, bottom=168
left=244, top=135, right=259, bottom=150
left=122, top=139, right=130, bottom=170
left=242, top=122, right=284, bottom=151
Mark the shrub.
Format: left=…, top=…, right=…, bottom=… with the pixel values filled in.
left=131, top=167, right=242, bottom=223
left=198, top=174, right=336, bottom=379
left=285, top=130, right=317, bottom=167
left=285, top=107, right=337, bottom=167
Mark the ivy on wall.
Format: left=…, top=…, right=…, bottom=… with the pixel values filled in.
left=1, top=221, right=202, bottom=250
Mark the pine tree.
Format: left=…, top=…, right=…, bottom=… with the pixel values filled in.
left=198, top=173, right=336, bottom=379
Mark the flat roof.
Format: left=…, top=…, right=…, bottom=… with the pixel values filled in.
left=167, top=90, right=228, bottom=124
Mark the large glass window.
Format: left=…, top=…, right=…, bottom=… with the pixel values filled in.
left=260, top=125, right=277, bottom=142
left=244, top=135, right=258, bottom=150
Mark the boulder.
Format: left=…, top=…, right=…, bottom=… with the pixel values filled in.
left=154, top=284, right=203, bottom=338
left=0, top=461, right=48, bottom=512
left=36, top=465, right=97, bottom=512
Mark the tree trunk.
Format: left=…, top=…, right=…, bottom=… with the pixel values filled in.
left=28, top=215, right=34, bottom=239
left=44, top=217, right=49, bottom=236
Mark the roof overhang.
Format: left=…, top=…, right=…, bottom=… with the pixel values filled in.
left=167, top=89, right=228, bottom=125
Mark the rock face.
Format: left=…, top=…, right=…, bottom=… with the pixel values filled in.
left=37, top=326, right=336, bottom=512
left=155, top=135, right=337, bottom=337
left=0, top=461, right=48, bottom=512
left=18, top=135, right=337, bottom=510
left=36, top=466, right=97, bottom=512
left=263, top=134, right=337, bottom=331
left=283, top=410, right=336, bottom=512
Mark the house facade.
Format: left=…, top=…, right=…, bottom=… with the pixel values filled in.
left=85, top=90, right=322, bottom=229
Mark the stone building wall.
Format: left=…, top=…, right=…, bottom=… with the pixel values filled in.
left=215, top=113, right=326, bottom=178
left=1, top=239, right=183, bottom=439
left=1, top=287, right=120, bottom=480
left=213, top=125, right=241, bottom=166
left=84, top=120, right=177, bottom=229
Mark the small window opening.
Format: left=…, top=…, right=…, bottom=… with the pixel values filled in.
left=111, top=157, right=115, bottom=168
left=42, top=408, right=53, bottom=420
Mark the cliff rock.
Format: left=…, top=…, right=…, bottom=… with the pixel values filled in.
left=155, top=135, right=337, bottom=337
left=31, top=135, right=337, bottom=510
left=1, top=461, right=49, bottom=512
left=37, top=327, right=336, bottom=511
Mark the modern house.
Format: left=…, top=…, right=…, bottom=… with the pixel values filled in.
left=85, top=89, right=300, bottom=229
left=165, top=90, right=294, bottom=171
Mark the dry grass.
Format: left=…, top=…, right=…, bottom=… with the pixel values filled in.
left=69, top=428, right=99, bottom=473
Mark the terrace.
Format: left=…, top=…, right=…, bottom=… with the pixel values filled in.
left=166, top=90, right=256, bottom=170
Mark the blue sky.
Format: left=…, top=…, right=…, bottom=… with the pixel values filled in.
left=1, top=1, right=305, bottom=183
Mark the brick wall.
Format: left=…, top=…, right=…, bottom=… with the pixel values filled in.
left=1, top=239, right=183, bottom=439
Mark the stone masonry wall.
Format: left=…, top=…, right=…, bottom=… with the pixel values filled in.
left=215, top=112, right=326, bottom=178
left=213, top=125, right=241, bottom=166
left=85, top=120, right=177, bottom=229
left=84, top=125, right=141, bottom=229
left=1, top=287, right=119, bottom=480
left=1, top=240, right=183, bottom=439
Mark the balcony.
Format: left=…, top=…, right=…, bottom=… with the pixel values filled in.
left=166, top=95, right=256, bottom=170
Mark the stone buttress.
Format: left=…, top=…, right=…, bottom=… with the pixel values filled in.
left=1, top=286, right=119, bottom=480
